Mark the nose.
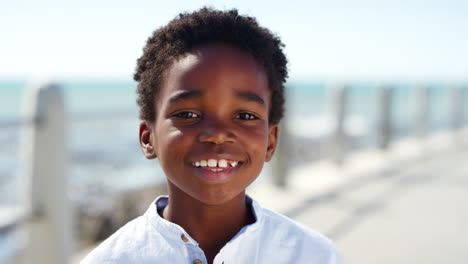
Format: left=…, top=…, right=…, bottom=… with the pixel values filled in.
left=198, top=118, right=236, bottom=145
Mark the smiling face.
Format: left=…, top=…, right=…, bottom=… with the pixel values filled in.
left=139, top=44, right=278, bottom=205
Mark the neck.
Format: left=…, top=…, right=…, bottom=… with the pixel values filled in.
left=163, top=183, right=255, bottom=262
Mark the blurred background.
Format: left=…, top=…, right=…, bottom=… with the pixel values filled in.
left=1, top=0, right=467, bottom=263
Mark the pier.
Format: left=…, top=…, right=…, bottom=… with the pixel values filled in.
left=252, top=130, right=468, bottom=263
left=0, top=81, right=466, bottom=264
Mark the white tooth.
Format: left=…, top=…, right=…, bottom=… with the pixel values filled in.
left=200, top=160, right=207, bottom=167
left=207, top=159, right=217, bottom=167
left=230, top=161, right=238, bottom=167
left=195, top=161, right=200, bottom=167
left=210, top=169, right=217, bottom=172
left=218, top=159, right=228, bottom=168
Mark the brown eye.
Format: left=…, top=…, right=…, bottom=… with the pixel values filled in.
left=236, top=113, right=257, bottom=120
left=175, top=112, right=200, bottom=119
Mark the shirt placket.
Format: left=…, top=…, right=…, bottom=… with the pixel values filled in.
left=180, top=233, right=208, bottom=264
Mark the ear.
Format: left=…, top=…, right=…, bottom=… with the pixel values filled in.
left=139, top=121, right=157, bottom=159
left=265, top=124, right=279, bottom=162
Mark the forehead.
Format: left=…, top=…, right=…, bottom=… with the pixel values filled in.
left=158, top=43, right=270, bottom=105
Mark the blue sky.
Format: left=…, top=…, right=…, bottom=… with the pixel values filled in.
left=1, top=0, right=467, bottom=81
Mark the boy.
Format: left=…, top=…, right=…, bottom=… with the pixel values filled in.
left=82, top=8, right=340, bottom=264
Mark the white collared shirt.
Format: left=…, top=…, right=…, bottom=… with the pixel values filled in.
left=81, top=196, right=340, bottom=264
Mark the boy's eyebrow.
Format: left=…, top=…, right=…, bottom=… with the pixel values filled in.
left=235, top=91, right=265, bottom=105
left=167, top=90, right=265, bottom=106
left=168, top=90, right=203, bottom=104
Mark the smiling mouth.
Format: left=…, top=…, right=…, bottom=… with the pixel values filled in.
left=191, top=158, right=241, bottom=172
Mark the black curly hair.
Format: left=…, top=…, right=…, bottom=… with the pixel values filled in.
left=134, top=7, right=288, bottom=124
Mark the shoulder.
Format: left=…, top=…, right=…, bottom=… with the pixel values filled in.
left=257, top=206, right=341, bottom=263
left=260, top=207, right=336, bottom=247
left=80, top=215, right=155, bottom=263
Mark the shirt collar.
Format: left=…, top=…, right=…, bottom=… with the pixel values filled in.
left=144, top=195, right=263, bottom=245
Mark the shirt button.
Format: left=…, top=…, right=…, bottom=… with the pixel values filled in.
left=181, top=234, right=189, bottom=242
left=193, top=259, right=203, bottom=264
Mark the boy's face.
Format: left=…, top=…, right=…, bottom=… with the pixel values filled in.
left=139, top=44, right=278, bottom=205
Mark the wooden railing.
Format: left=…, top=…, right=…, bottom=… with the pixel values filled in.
left=271, top=83, right=466, bottom=186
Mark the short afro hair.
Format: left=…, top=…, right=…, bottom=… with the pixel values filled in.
left=134, top=7, right=288, bottom=124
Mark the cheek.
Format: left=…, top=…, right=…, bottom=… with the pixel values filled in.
left=239, top=126, right=270, bottom=159
left=155, top=124, right=189, bottom=160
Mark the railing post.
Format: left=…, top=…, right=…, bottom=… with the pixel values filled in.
left=329, top=84, right=347, bottom=164
left=450, top=85, right=465, bottom=131
left=21, top=81, right=72, bottom=264
left=414, top=85, right=430, bottom=138
left=272, top=122, right=288, bottom=187
left=376, top=85, right=393, bottom=150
